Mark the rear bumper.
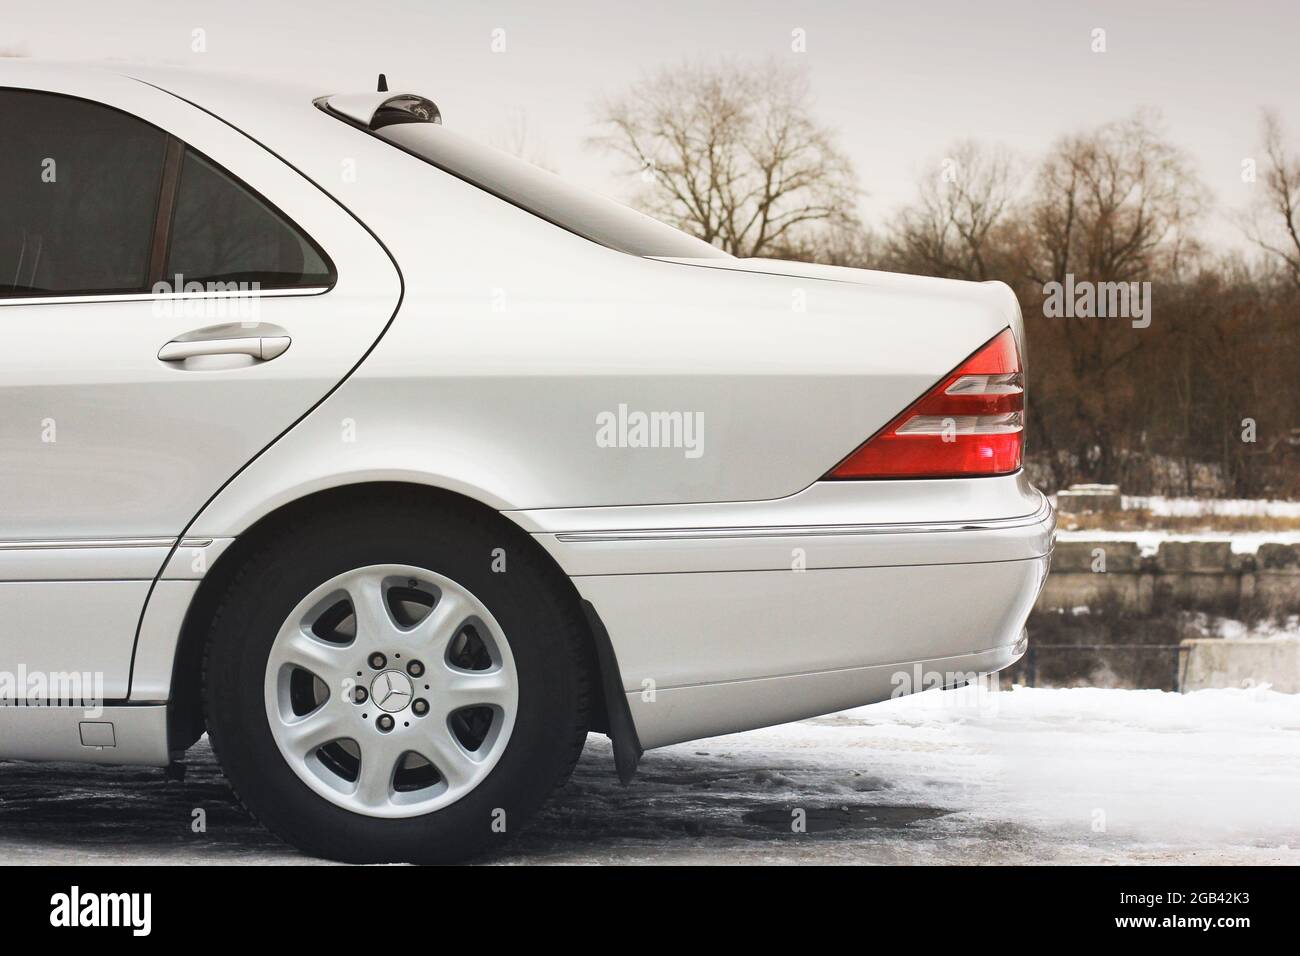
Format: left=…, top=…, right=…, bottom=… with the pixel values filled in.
left=627, top=636, right=1030, bottom=750
left=509, top=474, right=1054, bottom=749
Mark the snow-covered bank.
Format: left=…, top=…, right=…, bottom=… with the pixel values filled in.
left=1055, top=528, right=1300, bottom=555
left=1123, top=496, right=1300, bottom=519
left=1182, top=613, right=1300, bottom=641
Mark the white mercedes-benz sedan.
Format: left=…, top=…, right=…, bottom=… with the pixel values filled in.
left=0, top=61, right=1053, bottom=863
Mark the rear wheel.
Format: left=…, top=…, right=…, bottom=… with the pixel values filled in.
left=203, top=497, right=591, bottom=863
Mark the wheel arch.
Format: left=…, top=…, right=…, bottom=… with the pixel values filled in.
left=164, top=480, right=629, bottom=765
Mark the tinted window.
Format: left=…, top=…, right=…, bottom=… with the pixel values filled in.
left=375, top=121, right=730, bottom=260
left=0, top=90, right=166, bottom=296
left=166, top=149, right=332, bottom=288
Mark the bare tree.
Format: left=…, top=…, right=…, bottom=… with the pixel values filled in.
left=1019, top=110, right=1207, bottom=485
left=781, top=219, right=885, bottom=269
left=1243, top=110, right=1300, bottom=289
left=592, top=60, right=859, bottom=257
left=1025, top=110, right=1204, bottom=287
left=887, top=140, right=1020, bottom=280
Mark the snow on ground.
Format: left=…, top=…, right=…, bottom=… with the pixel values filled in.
left=1055, top=528, right=1300, bottom=555
left=501, top=684, right=1300, bottom=864
left=1182, top=613, right=1300, bottom=641
left=1, top=686, right=1297, bottom=865
left=1122, top=496, right=1300, bottom=518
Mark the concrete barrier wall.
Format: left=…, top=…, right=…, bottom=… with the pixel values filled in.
left=1181, top=638, right=1300, bottom=693
left=1039, top=541, right=1300, bottom=616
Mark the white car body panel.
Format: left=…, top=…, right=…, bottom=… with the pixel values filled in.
left=0, top=62, right=1053, bottom=766
left=0, top=62, right=401, bottom=703
left=0, top=63, right=401, bottom=536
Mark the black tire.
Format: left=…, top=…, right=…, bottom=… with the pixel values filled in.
left=202, top=494, right=592, bottom=864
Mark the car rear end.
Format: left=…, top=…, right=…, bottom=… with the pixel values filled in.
left=190, top=91, right=1053, bottom=752
left=515, top=266, right=1054, bottom=749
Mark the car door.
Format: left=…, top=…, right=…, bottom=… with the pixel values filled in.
left=0, top=75, right=400, bottom=703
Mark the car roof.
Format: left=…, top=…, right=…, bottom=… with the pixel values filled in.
left=122, top=62, right=333, bottom=116
left=1, top=59, right=325, bottom=109
left=0, top=59, right=393, bottom=140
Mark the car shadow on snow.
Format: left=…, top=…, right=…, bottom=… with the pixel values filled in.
left=503, top=736, right=957, bottom=852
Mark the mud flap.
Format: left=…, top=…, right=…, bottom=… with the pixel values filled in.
left=582, top=600, right=643, bottom=784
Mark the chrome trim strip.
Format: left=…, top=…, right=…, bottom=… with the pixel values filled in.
left=0, top=537, right=215, bottom=551
left=0, top=286, right=330, bottom=308
left=0, top=537, right=176, bottom=550
left=554, top=496, right=1053, bottom=543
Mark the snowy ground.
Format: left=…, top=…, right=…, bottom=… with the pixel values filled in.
left=1055, top=527, right=1300, bottom=555
left=1, top=686, right=1297, bottom=865
left=1051, top=493, right=1300, bottom=552
left=1122, top=496, right=1300, bottom=518
left=1181, top=613, right=1300, bottom=641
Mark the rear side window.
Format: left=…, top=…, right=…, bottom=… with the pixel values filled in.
left=0, top=89, right=334, bottom=299
left=0, top=89, right=166, bottom=295
left=166, top=148, right=332, bottom=288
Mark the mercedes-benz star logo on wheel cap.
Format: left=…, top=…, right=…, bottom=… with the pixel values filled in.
left=370, top=670, right=414, bottom=713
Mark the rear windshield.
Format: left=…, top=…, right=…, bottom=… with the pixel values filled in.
left=374, top=122, right=731, bottom=260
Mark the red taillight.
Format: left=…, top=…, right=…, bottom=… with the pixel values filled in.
left=827, top=328, right=1023, bottom=479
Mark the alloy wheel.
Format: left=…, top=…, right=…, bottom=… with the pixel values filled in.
left=263, top=564, right=518, bottom=818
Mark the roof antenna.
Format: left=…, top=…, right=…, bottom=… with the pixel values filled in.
left=377, top=73, right=388, bottom=93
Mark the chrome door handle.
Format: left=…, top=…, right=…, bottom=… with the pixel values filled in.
left=158, top=335, right=291, bottom=362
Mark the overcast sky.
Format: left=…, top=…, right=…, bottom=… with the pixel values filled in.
left=7, top=0, right=1297, bottom=249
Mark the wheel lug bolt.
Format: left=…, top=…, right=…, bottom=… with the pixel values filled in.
left=352, top=686, right=368, bottom=704
left=368, top=652, right=387, bottom=669
left=407, top=660, right=425, bottom=677
left=412, top=698, right=429, bottom=716
left=376, top=714, right=394, bottom=732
